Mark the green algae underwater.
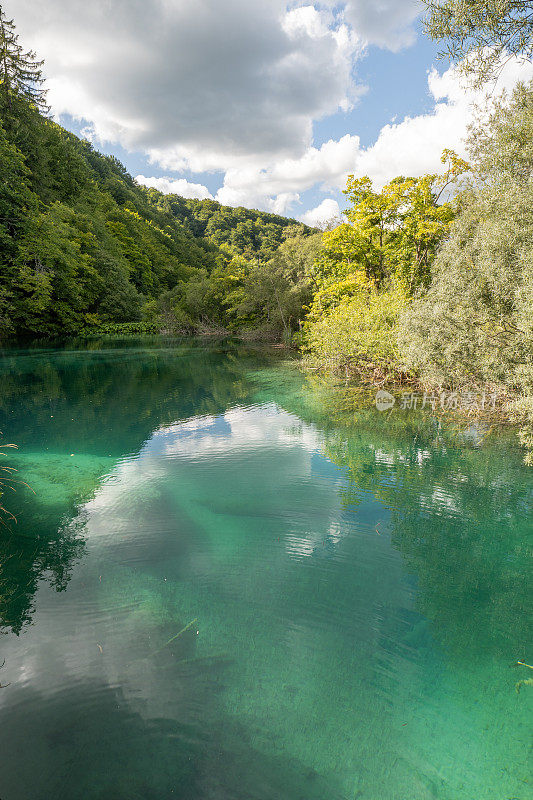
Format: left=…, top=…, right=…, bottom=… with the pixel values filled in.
left=0, top=337, right=531, bottom=800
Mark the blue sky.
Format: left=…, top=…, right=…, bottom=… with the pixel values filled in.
left=51, top=10, right=445, bottom=218
left=62, top=18, right=441, bottom=175
left=7, top=1, right=531, bottom=224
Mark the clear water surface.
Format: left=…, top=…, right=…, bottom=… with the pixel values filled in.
left=0, top=338, right=531, bottom=800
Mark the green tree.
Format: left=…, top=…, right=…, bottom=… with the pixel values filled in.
left=424, top=0, right=533, bottom=83
left=0, top=4, right=48, bottom=113
left=399, top=79, right=533, bottom=460
left=157, top=232, right=322, bottom=341
left=228, top=232, right=322, bottom=340
left=147, top=193, right=315, bottom=261
left=0, top=122, right=39, bottom=333
left=335, top=160, right=463, bottom=294
left=0, top=9, right=319, bottom=340
left=302, top=156, right=466, bottom=375
left=303, top=285, right=408, bottom=377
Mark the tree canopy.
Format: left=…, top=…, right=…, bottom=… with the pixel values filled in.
left=0, top=10, right=317, bottom=340
left=400, top=79, right=533, bottom=460
left=424, top=0, right=533, bottom=83
left=302, top=159, right=466, bottom=377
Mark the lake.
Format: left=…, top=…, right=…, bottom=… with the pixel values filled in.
left=0, top=338, right=531, bottom=800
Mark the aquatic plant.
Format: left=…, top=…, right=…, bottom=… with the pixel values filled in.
left=512, top=660, right=533, bottom=694
left=0, top=436, right=18, bottom=526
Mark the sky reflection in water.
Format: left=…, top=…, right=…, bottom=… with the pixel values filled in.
left=0, top=339, right=531, bottom=800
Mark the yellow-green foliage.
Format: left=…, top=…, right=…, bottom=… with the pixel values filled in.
left=303, top=284, right=407, bottom=373
left=340, top=158, right=463, bottom=293
left=302, top=156, right=463, bottom=373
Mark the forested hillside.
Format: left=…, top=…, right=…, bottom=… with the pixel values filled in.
left=0, top=109, right=213, bottom=334
left=0, top=9, right=313, bottom=338
left=0, top=112, right=312, bottom=337
left=147, top=194, right=313, bottom=260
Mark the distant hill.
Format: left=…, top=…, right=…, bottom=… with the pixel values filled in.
left=145, top=194, right=314, bottom=260
left=0, top=101, right=312, bottom=338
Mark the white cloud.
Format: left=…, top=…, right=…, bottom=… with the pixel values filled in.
left=354, top=55, right=533, bottom=188
left=4, top=1, right=422, bottom=175
left=211, top=55, right=533, bottom=211
left=214, top=134, right=361, bottom=209
left=154, top=405, right=323, bottom=459
left=270, top=192, right=301, bottom=215
left=341, top=0, right=422, bottom=51
left=6, top=1, right=362, bottom=168
left=6, top=0, right=532, bottom=218
left=3, top=0, right=424, bottom=216
left=300, top=199, right=342, bottom=227
left=135, top=175, right=213, bottom=200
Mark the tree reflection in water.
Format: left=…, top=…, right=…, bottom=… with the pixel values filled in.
left=0, top=338, right=277, bottom=633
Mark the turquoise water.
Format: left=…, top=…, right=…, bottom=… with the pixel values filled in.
left=0, top=338, right=531, bottom=800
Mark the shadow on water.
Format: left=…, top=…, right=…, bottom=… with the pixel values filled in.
left=0, top=676, right=346, bottom=800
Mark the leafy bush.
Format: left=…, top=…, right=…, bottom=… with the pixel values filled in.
left=399, top=82, right=533, bottom=394
left=78, top=321, right=161, bottom=337
left=303, top=285, right=407, bottom=376
left=399, top=80, right=533, bottom=461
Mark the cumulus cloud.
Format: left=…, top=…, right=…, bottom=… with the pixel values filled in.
left=6, top=0, right=532, bottom=218
left=301, top=0, right=424, bottom=51
left=353, top=54, right=533, bottom=188
left=211, top=55, right=533, bottom=211
left=327, top=0, right=422, bottom=51
left=6, top=0, right=363, bottom=168
left=135, top=175, right=213, bottom=200
left=4, top=1, right=424, bottom=171
left=300, top=199, right=342, bottom=227
left=214, top=134, right=361, bottom=208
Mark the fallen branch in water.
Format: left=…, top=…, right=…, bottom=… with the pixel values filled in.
left=0, top=658, right=9, bottom=688
left=127, top=619, right=200, bottom=668
left=152, top=618, right=199, bottom=656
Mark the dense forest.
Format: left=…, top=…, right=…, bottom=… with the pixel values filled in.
left=0, top=8, right=314, bottom=339
left=0, top=1, right=532, bottom=460
left=151, top=195, right=313, bottom=260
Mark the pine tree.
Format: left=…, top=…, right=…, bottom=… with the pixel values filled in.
left=0, top=4, right=48, bottom=113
